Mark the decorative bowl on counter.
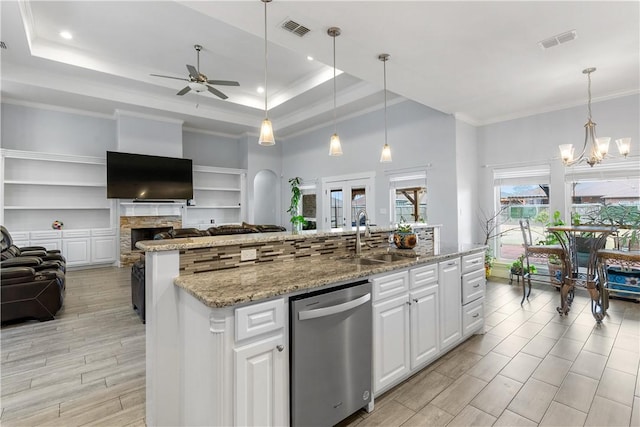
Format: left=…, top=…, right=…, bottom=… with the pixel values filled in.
left=393, top=231, right=417, bottom=249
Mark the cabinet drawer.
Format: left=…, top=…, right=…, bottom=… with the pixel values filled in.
left=462, top=298, right=484, bottom=336
left=462, top=268, right=486, bottom=305
left=10, top=231, right=30, bottom=241
left=235, top=298, right=285, bottom=342
left=461, top=252, right=484, bottom=274
left=63, top=229, right=91, bottom=238
left=91, top=228, right=116, bottom=237
left=30, top=230, right=62, bottom=240
left=372, top=271, right=409, bottom=302
left=410, top=263, right=438, bottom=289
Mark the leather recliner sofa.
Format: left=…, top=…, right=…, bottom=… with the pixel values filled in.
left=1, top=267, right=65, bottom=323
left=1, top=225, right=67, bottom=323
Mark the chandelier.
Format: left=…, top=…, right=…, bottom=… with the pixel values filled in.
left=559, top=67, right=631, bottom=167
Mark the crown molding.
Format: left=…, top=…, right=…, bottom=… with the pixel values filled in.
left=113, top=109, right=184, bottom=125
left=1, top=98, right=115, bottom=120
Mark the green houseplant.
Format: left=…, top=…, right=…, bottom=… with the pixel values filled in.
left=510, top=254, right=536, bottom=276
left=287, top=177, right=307, bottom=233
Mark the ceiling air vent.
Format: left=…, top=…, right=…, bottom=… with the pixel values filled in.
left=538, top=30, right=577, bottom=50
left=280, top=19, right=311, bottom=37
left=0, top=41, right=7, bottom=49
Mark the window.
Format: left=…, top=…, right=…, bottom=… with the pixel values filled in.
left=321, top=173, right=375, bottom=230
left=493, top=165, right=551, bottom=262
left=388, top=170, right=427, bottom=225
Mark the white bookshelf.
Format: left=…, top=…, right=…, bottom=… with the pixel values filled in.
left=184, top=165, right=246, bottom=227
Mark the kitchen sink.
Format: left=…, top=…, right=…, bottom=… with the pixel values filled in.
left=338, top=257, right=387, bottom=266
left=366, top=253, right=412, bottom=262
left=337, top=252, right=413, bottom=265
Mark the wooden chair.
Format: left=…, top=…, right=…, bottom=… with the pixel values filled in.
left=519, top=219, right=566, bottom=305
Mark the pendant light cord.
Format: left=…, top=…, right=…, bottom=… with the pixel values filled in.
left=263, top=0, right=268, bottom=119
left=333, top=33, right=337, bottom=134
left=587, top=70, right=592, bottom=121
left=383, top=58, right=388, bottom=145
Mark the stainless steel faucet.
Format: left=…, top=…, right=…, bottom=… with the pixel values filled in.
left=355, top=209, right=371, bottom=256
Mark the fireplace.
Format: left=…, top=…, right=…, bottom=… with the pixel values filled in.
left=131, top=227, right=173, bottom=250
left=120, top=215, right=182, bottom=266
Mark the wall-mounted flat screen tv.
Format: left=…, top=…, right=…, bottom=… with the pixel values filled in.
left=106, top=151, right=193, bottom=200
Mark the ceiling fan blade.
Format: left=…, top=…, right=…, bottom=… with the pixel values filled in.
left=186, top=64, right=200, bottom=80
left=207, top=80, right=240, bottom=87
left=176, top=86, right=191, bottom=96
left=206, top=85, right=228, bottom=100
left=150, top=74, right=189, bottom=82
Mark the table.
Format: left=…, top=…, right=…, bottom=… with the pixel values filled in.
left=548, top=225, right=617, bottom=323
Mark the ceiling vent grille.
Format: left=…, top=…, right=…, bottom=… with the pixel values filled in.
left=538, top=29, right=577, bottom=50
left=280, top=19, right=311, bottom=37
left=0, top=41, right=7, bottom=49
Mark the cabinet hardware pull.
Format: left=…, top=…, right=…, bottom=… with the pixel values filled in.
left=406, top=301, right=412, bottom=306
left=472, top=313, right=479, bottom=318
left=473, top=284, right=480, bottom=288
left=447, top=261, right=456, bottom=266
left=471, top=260, right=479, bottom=264
left=413, top=298, right=418, bottom=303
left=276, top=345, right=284, bottom=352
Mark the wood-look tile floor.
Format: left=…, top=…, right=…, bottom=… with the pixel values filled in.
left=341, top=279, right=640, bottom=427
left=1, top=267, right=146, bottom=426
left=2, top=267, right=639, bottom=426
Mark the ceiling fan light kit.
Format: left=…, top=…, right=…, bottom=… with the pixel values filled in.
left=559, top=67, right=632, bottom=167
left=328, top=26, right=343, bottom=156
left=258, top=0, right=275, bottom=146
left=150, top=44, right=239, bottom=100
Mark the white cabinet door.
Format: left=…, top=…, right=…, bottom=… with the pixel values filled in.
left=439, top=258, right=462, bottom=351
left=410, top=284, right=439, bottom=370
left=234, top=333, right=286, bottom=427
left=91, top=236, right=116, bottom=263
left=373, top=293, right=410, bottom=393
left=62, top=238, right=91, bottom=266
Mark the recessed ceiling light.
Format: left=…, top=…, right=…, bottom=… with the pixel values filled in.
left=307, top=55, right=314, bottom=61
left=257, top=86, right=265, bottom=94
left=59, top=30, right=73, bottom=40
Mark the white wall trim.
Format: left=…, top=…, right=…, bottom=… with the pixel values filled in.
left=114, top=109, right=184, bottom=125
left=183, top=126, right=241, bottom=140
left=1, top=148, right=105, bottom=165
left=1, top=98, right=115, bottom=121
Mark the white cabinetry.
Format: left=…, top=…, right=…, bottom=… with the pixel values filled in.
left=372, top=263, right=441, bottom=394
left=439, top=258, right=462, bottom=351
left=234, top=298, right=287, bottom=427
left=184, top=165, right=246, bottom=227
left=91, top=229, right=117, bottom=264
left=461, top=252, right=486, bottom=337
left=62, top=230, right=91, bottom=266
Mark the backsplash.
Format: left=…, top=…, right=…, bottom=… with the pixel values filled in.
left=179, top=228, right=435, bottom=275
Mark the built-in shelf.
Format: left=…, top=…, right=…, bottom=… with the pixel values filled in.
left=4, top=180, right=105, bottom=187
left=193, top=186, right=240, bottom=192
left=187, top=205, right=241, bottom=209
left=4, top=206, right=111, bottom=210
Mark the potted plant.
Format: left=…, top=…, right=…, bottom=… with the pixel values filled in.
left=287, top=177, right=307, bottom=234
left=393, top=222, right=417, bottom=249
left=510, top=254, right=536, bottom=276
left=484, top=249, right=495, bottom=279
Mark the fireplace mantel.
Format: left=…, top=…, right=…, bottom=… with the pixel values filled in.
left=120, top=202, right=185, bottom=217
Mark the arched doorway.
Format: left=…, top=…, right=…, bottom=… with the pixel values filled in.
left=253, top=169, right=278, bottom=225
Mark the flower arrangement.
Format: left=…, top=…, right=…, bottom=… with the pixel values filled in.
left=393, top=221, right=417, bottom=249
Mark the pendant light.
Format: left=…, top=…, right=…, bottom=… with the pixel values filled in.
left=258, top=0, right=275, bottom=146
left=379, top=53, right=392, bottom=163
left=328, top=27, right=343, bottom=156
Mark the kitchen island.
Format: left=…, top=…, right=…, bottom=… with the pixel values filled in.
left=137, top=226, right=485, bottom=426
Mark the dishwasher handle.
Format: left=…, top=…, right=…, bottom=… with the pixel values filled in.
left=298, top=293, right=371, bottom=321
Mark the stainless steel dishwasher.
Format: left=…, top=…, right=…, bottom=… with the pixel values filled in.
left=290, top=280, right=372, bottom=427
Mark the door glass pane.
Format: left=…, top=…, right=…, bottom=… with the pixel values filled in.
left=395, top=187, right=426, bottom=223
left=351, top=187, right=366, bottom=226
left=330, top=189, right=343, bottom=228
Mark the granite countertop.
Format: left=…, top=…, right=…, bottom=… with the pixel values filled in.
left=136, top=225, right=441, bottom=252
left=174, top=244, right=485, bottom=309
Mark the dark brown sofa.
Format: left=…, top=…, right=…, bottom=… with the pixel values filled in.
left=1, top=267, right=65, bottom=323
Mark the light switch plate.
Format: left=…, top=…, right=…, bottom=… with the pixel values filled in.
left=241, top=249, right=257, bottom=261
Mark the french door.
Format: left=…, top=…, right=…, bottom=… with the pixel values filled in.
left=321, top=175, right=374, bottom=230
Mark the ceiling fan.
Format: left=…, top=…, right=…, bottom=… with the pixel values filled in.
left=150, top=44, right=239, bottom=99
